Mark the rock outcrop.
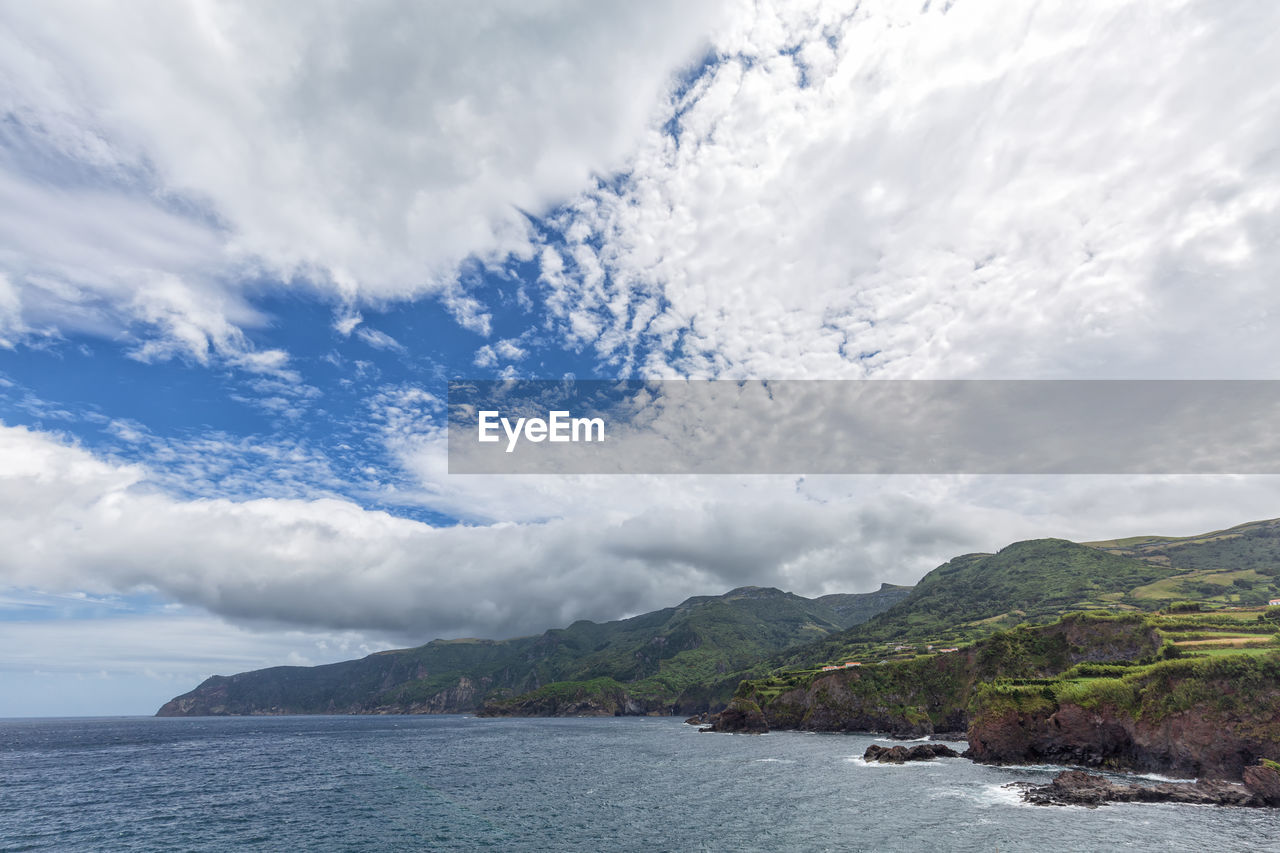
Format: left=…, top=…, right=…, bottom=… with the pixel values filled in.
left=738, top=613, right=1165, bottom=737
left=1243, top=762, right=1280, bottom=806
left=1018, top=770, right=1268, bottom=807
left=967, top=701, right=1278, bottom=780
left=863, top=743, right=960, bottom=763
left=729, top=613, right=1280, bottom=783
left=743, top=655, right=973, bottom=737
left=703, top=699, right=769, bottom=734
left=965, top=656, right=1280, bottom=780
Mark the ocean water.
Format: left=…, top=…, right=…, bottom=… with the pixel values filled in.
left=2, top=716, right=1278, bottom=852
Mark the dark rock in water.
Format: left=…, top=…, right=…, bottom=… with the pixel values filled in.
left=926, top=731, right=968, bottom=742
left=685, top=713, right=710, bottom=726
left=1243, top=763, right=1280, bottom=806
left=863, top=743, right=960, bottom=763
left=1021, top=769, right=1271, bottom=808
left=704, top=701, right=768, bottom=734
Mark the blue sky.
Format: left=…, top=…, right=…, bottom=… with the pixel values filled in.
left=0, top=257, right=596, bottom=523
left=3, top=0, right=1280, bottom=716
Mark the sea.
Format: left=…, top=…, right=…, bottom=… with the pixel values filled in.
left=2, top=715, right=1278, bottom=852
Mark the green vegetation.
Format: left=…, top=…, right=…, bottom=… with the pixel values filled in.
left=740, top=607, right=1280, bottom=739
left=161, top=517, right=1280, bottom=725
left=158, top=584, right=909, bottom=716
left=768, top=540, right=1181, bottom=670
left=1050, top=653, right=1280, bottom=723
left=1090, top=517, right=1280, bottom=571
left=970, top=682, right=1058, bottom=718
left=766, top=523, right=1280, bottom=676
left=1092, top=518, right=1280, bottom=607
left=876, top=539, right=1176, bottom=632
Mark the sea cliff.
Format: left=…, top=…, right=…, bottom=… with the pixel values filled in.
left=721, top=612, right=1163, bottom=737
left=966, top=654, right=1280, bottom=779
left=716, top=612, right=1280, bottom=782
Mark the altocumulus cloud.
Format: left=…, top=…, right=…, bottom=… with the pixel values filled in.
left=540, top=0, right=1280, bottom=379
left=4, top=0, right=1278, bottom=379
left=0, top=0, right=721, bottom=362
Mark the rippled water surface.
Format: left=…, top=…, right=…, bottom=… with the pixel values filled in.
left=2, top=716, right=1279, bottom=851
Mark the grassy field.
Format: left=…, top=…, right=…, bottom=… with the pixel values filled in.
left=1129, top=567, right=1274, bottom=603
left=790, top=606, right=1280, bottom=676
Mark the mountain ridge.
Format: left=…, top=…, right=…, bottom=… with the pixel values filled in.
left=157, top=583, right=910, bottom=716
left=158, top=517, right=1280, bottom=718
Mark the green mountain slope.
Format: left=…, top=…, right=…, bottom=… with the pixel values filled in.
left=158, top=519, right=1280, bottom=719
left=156, top=584, right=909, bottom=717
left=814, top=584, right=913, bottom=624
left=871, top=539, right=1181, bottom=635
left=770, top=538, right=1183, bottom=668
left=770, top=523, right=1280, bottom=672
left=1089, top=517, right=1280, bottom=607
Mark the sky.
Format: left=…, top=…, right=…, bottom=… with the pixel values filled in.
left=2, top=0, right=1280, bottom=716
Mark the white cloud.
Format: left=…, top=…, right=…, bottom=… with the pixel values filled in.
left=5, top=422, right=1280, bottom=650
left=473, top=338, right=529, bottom=369
left=0, top=0, right=722, bottom=360
left=333, top=312, right=363, bottom=336
left=127, top=273, right=296, bottom=373
left=355, top=327, right=406, bottom=354
left=0, top=272, right=27, bottom=348
left=541, top=0, right=1280, bottom=380
left=495, top=339, right=528, bottom=361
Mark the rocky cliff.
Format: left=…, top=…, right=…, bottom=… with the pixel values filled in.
left=965, top=654, right=1280, bottom=780
left=732, top=612, right=1164, bottom=737
left=724, top=611, right=1280, bottom=781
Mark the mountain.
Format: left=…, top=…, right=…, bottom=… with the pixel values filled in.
left=859, top=538, right=1178, bottom=635
left=769, top=539, right=1181, bottom=667
left=813, top=585, right=914, bottom=625
left=158, top=518, right=1280, bottom=719
left=1087, top=516, right=1280, bottom=607
left=768, top=524, right=1280, bottom=671
left=156, top=584, right=910, bottom=717
left=706, top=520, right=1280, bottom=781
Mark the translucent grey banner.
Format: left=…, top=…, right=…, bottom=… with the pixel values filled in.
left=446, top=380, right=1280, bottom=474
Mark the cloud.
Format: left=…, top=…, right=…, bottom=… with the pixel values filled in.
left=127, top=273, right=296, bottom=373
left=355, top=327, right=407, bottom=354
left=0, top=273, right=28, bottom=348
left=494, top=339, right=527, bottom=361
left=0, top=0, right=722, bottom=361
left=0, top=422, right=975, bottom=642
left=332, top=308, right=362, bottom=336
left=5, top=423, right=1280, bottom=649
left=540, top=0, right=1280, bottom=380
left=7, top=2, right=1280, bottom=718
left=473, top=338, right=528, bottom=369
